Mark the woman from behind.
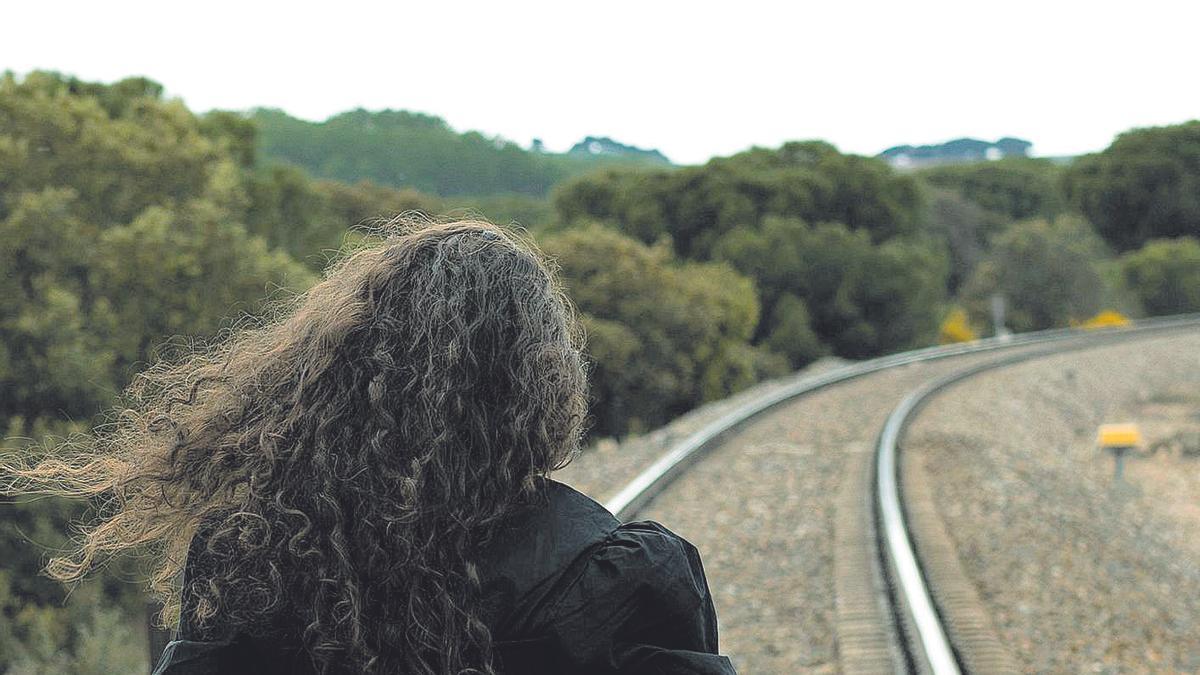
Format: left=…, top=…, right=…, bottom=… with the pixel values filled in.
left=4, top=219, right=735, bottom=674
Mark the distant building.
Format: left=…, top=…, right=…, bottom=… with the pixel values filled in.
left=879, top=137, right=1032, bottom=169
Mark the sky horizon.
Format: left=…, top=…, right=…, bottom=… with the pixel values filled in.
left=4, top=1, right=1197, bottom=165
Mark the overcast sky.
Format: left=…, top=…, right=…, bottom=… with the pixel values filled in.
left=5, top=1, right=1197, bottom=165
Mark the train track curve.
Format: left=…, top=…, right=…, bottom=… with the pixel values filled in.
left=602, top=315, right=1200, bottom=674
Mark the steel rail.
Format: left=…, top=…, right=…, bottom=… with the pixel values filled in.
left=874, top=318, right=1200, bottom=674
left=604, top=312, right=1200, bottom=520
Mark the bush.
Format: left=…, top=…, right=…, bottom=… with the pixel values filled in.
left=959, top=216, right=1117, bottom=331
left=938, top=308, right=979, bottom=343
left=1121, top=237, right=1200, bottom=315
left=1078, top=310, right=1132, bottom=329
left=762, top=294, right=826, bottom=367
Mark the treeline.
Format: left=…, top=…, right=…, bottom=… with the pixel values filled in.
left=4, top=69, right=1200, bottom=671
left=254, top=107, right=669, bottom=197
left=914, top=128, right=1200, bottom=327
left=553, top=142, right=942, bottom=363
left=550, top=124, right=1200, bottom=416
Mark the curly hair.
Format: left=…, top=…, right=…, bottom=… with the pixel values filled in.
left=2, top=217, right=590, bottom=673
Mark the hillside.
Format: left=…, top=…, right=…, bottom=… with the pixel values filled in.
left=254, top=108, right=671, bottom=196
left=567, top=136, right=671, bottom=164
left=880, top=137, right=1032, bottom=169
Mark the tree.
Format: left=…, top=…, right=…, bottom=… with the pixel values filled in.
left=713, top=217, right=948, bottom=360
left=1121, top=237, right=1200, bottom=315
left=318, top=179, right=442, bottom=229
left=959, top=216, right=1119, bottom=331
left=1063, top=121, right=1200, bottom=251
left=91, top=199, right=314, bottom=376
left=0, top=72, right=318, bottom=673
left=838, top=236, right=948, bottom=357
left=762, top=294, right=825, bottom=366
left=0, top=71, right=220, bottom=226
left=918, top=157, right=1066, bottom=221
left=243, top=164, right=342, bottom=264
left=919, top=188, right=1010, bottom=292
left=0, top=188, right=112, bottom=423
left=199, top=110, right=259, bottom=168
left=541, top=225, right=779, bottom=436
left=553, top=141, right=924, bottom=259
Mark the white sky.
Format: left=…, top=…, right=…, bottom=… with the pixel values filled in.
left=4, top=0, right=1197, bottom=165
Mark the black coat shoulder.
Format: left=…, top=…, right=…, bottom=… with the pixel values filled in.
left=482, top=479, right=735, bottom=674
left=476, top=478, right=622, bottom=631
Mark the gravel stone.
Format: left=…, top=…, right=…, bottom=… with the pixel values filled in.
left=553, top=357, right=849, bottom=503
left=626, top=347, right=1057, bottom=673
left=907, top=331, right=1200, bottom=673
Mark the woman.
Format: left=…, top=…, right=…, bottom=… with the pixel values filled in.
left=6, top=219, right=735, bottom=674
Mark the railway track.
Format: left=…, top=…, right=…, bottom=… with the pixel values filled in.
left=601, top=315, right=1200, bottom=673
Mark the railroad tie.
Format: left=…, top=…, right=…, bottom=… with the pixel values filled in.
left=834, top=449, right=905, bottom=674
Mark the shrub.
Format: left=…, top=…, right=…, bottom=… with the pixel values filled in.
left=938, top=308, right=979, bottom=343
left=1079, top=310, right=1132, bottom=329
left=1121, top=237, right=1200, bottom=315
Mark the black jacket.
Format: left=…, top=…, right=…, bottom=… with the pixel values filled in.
left=153, top=480, right=736, bottom=674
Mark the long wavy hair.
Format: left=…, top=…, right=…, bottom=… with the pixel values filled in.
left=2, top=218, right=590, bottom=673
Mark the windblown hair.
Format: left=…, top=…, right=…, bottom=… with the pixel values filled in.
left=2, top=218, right=590, bottom=673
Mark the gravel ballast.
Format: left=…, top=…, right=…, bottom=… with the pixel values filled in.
left=552, top=357, right=848, bottom=503
left=620, top=346, right=1064, bottom=673
left=907, top=331, right=1200, bottom=673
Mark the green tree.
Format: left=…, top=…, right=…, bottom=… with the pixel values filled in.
left=1121, top=237, right=1200, bottom=315
left=0, top=72, right=318, bottom=673
left=918, top=157, right=1065, bottom=221
left=0, top=71, right=458, bottom=273
left=761, top=294, right=825, bottom=367
left=451, top=192, right=557, bottom=232
left=0, top=191, right=312, bottom=674
left=554, top=141, right=924, bottom=259
left=959, top=216, right=1119, bottom=331
left=541, top=225, right=780, bottom=436
left=919, top=187, right=1010, bottom=292
left=243, top=164, right=341, bottom=264
left=0, top=71, right=220, bottom=226
left=199, top=110, right=259, bottom=168
left=1063, top=121, right=1200, bottom=251
left=713, top=217, right=948, bottom=360
left=91, top=199, right=314, bottom=376
left=318, top=179, right=442, bottom=229
left=0, top=188, right=112, bottom=423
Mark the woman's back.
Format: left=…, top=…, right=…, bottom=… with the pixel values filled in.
left=156, top=479, right=735, bottom=673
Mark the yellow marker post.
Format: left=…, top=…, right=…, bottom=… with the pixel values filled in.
left=1097, top=423, right=1142, bottom=482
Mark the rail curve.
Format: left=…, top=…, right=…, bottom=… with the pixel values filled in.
left=604, top=314, right=1200, bottom=673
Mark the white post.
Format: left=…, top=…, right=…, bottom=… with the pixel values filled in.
left=990, top=294, right=1009, bottom=338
